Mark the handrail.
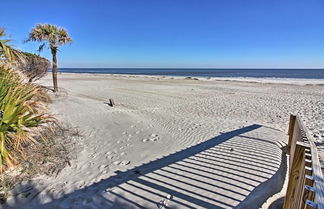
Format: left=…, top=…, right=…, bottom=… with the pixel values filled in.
left=283, top=115, right=324, bottom=209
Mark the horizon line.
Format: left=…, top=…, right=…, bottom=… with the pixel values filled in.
left=57, top=67, right=324, bottom=69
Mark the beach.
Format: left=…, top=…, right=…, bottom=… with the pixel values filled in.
left=4, top=73, right=324, bottom=209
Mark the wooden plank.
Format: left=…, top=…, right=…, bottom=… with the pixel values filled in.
left=288, top=114, right=297, bottom=155
left=305, top=185, right=316, bottom=201
left=289, top=120, right=305, bottom=172
left=109, top=98, right=115, bottom=107
left=305, top=175, right=315, bottom=187
left=305, top=159, right=312, bottom=167
left=284, top=142, right=308, bottom=209
left=305, top=153, right=312, bottom=160
left=284, top=115, right=324, bottom=208
left=308, top=140, right=324, bottom=209
left=293, top=141, right=310, bottom=209
left=296, top=116, right=324, bottom=209
left=288, top=114, right=296, bottom=136
left=305, top=200, right=317, bottom=209
left=300, top=185, right=316, bottom=208
left=305, top=166, right=313, bottom=176
left=293, top=157, right=306, bottom=209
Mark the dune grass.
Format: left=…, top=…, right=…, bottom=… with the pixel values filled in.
left=0, top=64, right=54, bottom=172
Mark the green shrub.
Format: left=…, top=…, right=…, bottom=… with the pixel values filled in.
left=0, top=64, right=53, bottom=172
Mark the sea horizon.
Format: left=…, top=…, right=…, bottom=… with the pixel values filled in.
left=57, top=68, right=324, bottom=79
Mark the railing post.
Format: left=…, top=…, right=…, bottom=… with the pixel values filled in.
left=288, top=114, right=296, bottom=155
left=284, top=141, right=309, bottom=209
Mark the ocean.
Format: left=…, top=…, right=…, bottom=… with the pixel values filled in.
left=58, top=68, right=324, bottom=79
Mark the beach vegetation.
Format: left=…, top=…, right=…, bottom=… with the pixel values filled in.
left=26, top=24, right=72, bottom=92
left=15, top=51, right=51, bottom=82
left=0, top=64, right=54, bottom=172
left=0, top=28, right=50, bottom=83
left=0, top=28, right=19, bottom=63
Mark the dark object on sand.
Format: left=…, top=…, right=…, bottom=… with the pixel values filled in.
left=230, top=148, right=234, bottom=152
left=109, top=98, right=115, bottom=107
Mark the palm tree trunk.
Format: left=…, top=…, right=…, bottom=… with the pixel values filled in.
left=51, top=47, right=58, bottom=92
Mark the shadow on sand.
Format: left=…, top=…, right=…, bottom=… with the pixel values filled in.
left=5, top=124, right=287, bottom=209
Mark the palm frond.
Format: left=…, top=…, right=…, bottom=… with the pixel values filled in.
left=37, top=43, right=46, bottom=54
left=26, top=24, right=72, bottom=52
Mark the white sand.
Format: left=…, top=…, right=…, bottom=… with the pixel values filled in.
left=3, top=73, right=324, bottom=209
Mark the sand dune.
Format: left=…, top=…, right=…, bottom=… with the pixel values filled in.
left=4, top=73, right=324, bottom=209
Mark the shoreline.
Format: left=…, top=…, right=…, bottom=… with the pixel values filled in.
left=56, top=72, right=324, bottom=85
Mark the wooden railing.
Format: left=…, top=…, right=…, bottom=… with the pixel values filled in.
left=284, top=115, right=324, bottom=209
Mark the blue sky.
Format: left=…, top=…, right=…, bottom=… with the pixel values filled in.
left=1, top=0, right=324, bottom=68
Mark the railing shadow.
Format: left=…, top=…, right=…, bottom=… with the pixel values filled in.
left=5, top=124, right=287, bottom=209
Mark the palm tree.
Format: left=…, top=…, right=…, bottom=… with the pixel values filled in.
left=26, top=24, right=72, bottom=92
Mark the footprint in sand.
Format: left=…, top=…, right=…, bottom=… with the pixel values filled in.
left=150, top=137, right=159, bottom=141
left=113, top=160, right=130, bottom=166
left=120, top=160, right=130, bottom=166
left=105, top=152, right=115, bottom=159
left=102, top=170, right=108, bottom=174
left=142, top=138, right=149, bottom=142
left=142, top=134, right=160, bottom=142
left=98, top=164, right=109, bottom=170
left=150, top=133, right=160, bottom=141
left=157, top=194, right=173, bottom=209
left=113, top=161, right=121, bottom=165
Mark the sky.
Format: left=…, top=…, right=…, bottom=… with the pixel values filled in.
left=1, top=0, right=324, bottom=68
